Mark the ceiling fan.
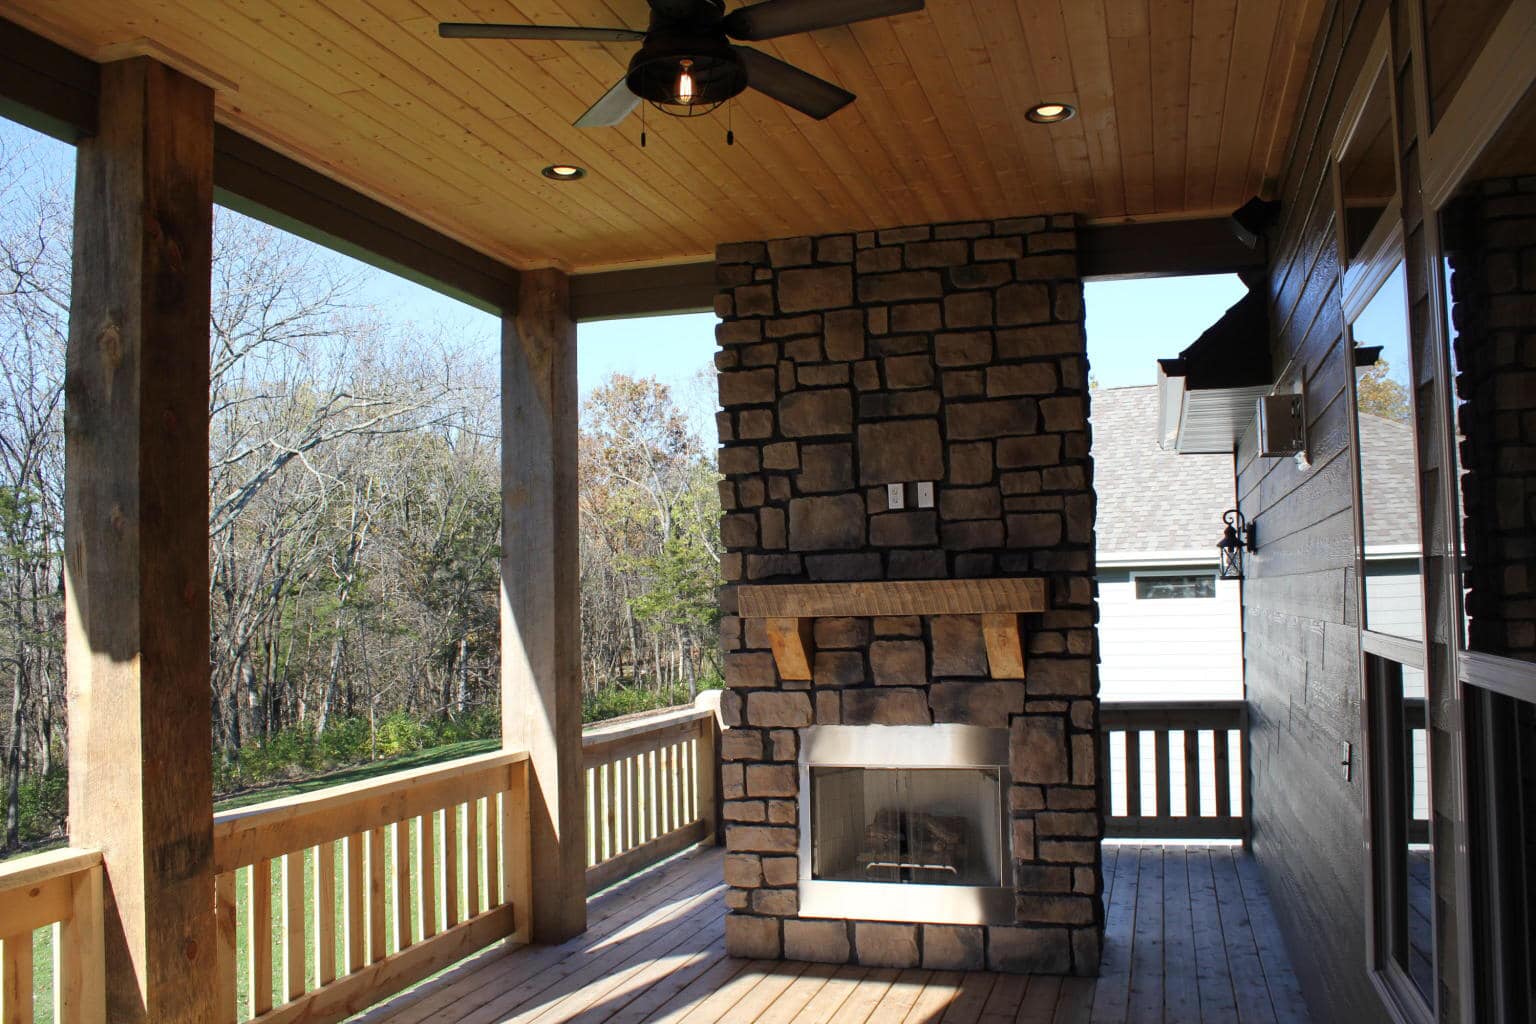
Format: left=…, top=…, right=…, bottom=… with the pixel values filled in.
left=439, top=0, right=925, bottom=126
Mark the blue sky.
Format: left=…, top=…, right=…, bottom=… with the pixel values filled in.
left=3, top=117, right=1247, bottom=438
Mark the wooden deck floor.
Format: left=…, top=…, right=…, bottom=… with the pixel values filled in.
left=354, top=843, right=1310, bottom=1024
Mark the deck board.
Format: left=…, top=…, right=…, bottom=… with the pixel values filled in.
left=354, top=844, right=1310, bottom=1024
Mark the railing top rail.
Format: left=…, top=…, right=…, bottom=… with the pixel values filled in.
left=1099, top=700, right=1248, bottom=729
left=1098, top=700, right=1247, bottom=712
left=0, top=846, right=102, bottom=895
left=581, top=702, right=715, bottom=748
left=212, top=748, right=528, bottom=872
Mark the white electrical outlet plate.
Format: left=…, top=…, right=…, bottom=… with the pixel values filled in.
left=916, top=481, right=934, bottom=508
left=886, top=483, right=905, bottom=510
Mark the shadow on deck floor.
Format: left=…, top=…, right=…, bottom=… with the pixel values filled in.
left=352, top=843, right=1310, bottom=1023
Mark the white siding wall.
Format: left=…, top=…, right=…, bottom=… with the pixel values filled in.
left=1097, top=565, right=1244, bottom=702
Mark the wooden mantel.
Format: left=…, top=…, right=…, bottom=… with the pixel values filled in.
left=736, top=578, right=1046, bottom=683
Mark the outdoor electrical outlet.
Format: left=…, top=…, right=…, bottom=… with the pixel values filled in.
left=916, top=482, right=934, bottom=508
left=887, top=483, right=905, bottom=510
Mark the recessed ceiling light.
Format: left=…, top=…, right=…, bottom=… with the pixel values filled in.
left=1026, top=102, right=1075, bottom=124
left=542, top=164, right=586, bottom=181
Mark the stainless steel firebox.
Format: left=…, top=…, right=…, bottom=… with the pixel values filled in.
left=798, top=724, right=1013, bottom=926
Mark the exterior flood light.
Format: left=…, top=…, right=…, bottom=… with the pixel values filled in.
left=1218, top=509, right=1256, bottom=580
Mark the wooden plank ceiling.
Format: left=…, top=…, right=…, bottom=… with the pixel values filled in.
left=1, top=0, right=1327, bottom=272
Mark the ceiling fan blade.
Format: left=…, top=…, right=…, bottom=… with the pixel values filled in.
left=723, top=0, right=923, bottom=41
left=439, top=22, right=645, bottom=43
left=735, top=47, right=854, bottom=120
left=647, top=0, right=702, bottom=20
left=575, top=77, right=643, bottom=127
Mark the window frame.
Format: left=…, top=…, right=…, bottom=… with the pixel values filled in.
left=1332, top=18, right=1441, bottom=1023
left=1129, top=570, right=1219, bottom=602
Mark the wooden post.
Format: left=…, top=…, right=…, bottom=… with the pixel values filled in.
left=64, top=58, right=217, bottom=1024
left=500, top=268, right=586, bottom=942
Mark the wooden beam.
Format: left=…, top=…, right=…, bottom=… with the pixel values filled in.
left=0, top=15, right=520, bottom=316
left=981, top=613, right=1027, bottom=679
left=764, top=617, right=815, bottom=681
left=212, top=129, right=520, bottom=316
left=1078, top=218, right=1266, bottom=279
left=0, top=16, right=97, bottom=141
left=500, top=267, right=586, bottom=942
left=737, top=578, right=1047, bottom=619
left=65, top=57, right=219, bottom=1024
left=570, top=262, right=715, bottom=322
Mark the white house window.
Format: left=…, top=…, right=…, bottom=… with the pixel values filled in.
left=1134, top=573, right=1216, bottom=600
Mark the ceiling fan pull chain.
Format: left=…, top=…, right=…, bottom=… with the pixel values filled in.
left=641, top=101, right=648, bottom=148
left=726, top=102, right=734, bottom=146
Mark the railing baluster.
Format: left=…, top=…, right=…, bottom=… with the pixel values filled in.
left=368, top=827, right=387, bottom=963
left=283, top=849, right=306, bottom=1001
left=1184, top=730, right=1202, bottom=818
left=422, top=812, right=439, bottom=941
left=603, top=763, right=612, bottom=860
left=345, top=835, right=364, bottom=975
left=316, top=840, right=337, bottom=987
left=251, top=859, right=274, bottom=1016
left=623, top=758, right=635, bottom=853
left=661, top=744, right=673, bottom=837
left=585, top=767, right=598, bottom=868
left=443, top=803, right=460, bottom=928
left=2, top=931, right=34, bottom=1022
left=682, top=738, right=695, bottom=823
left=1214, top=728, right=1233, bottom=818
left=214, top=870, right=237, bottom=1021
left=484, top=797, right=500, bottom=911
left=394, top=820, right=412, bottom=952
left=465, top=798, right=482, bottom=917
left=1154, top=729, right=1172, bottom=821
left=1125, top=730, right=1142, bottom=818
left=648, top=748, right=660, bottom=843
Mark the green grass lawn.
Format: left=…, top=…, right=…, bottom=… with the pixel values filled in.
left=20, top=738, right=501, bottom=1023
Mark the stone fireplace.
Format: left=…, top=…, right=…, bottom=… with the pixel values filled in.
left=714, top=216, right=1102, bottom=975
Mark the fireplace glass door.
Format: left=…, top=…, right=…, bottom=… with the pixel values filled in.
left=810, top=766, right=1005, bottom=888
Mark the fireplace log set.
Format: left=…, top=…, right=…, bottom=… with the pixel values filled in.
left=857, top=808, right=968, bottom=881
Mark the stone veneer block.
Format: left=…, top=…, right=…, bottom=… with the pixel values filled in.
left=726, top=914, right=781, bottom=958
left=784, top=920, right=851, bottom=963
left=714, top=215, right=1102, bottom=977
left=922, top=925, right=985, bottom=970
left=988, top=926, right=1072, bottom=973
left=854, top=923, right=920, bottom=968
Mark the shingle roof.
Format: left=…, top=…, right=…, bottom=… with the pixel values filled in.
left=1091, top=385, right=1234, bottom=556
left=1091, top=386, right=1420, bottom=556
left=1357, top=412, right=1420, bottom=547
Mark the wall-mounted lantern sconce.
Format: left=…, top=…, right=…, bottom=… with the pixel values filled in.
left=1218, top=509, right=1256, bottom=580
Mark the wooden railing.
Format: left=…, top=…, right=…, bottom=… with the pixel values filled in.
left=0, top=847, right=104, bottom=1022
left=210, top=748, right=532, bottom=1024
left=581, top=694, right=722, bottom=894
left=1101, top=701, right=1248, bottom=840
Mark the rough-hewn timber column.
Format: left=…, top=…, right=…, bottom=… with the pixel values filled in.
left=501, top=267, right=586, bottom=941
left=64, top=58, right=216, bottom=1023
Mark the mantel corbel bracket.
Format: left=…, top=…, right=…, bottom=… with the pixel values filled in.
left=737, top=579, right=1046, bottom=682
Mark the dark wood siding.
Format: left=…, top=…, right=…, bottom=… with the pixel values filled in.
left=1238, top=0, right=1396, bottom=1020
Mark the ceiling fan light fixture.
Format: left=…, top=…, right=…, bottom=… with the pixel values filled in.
left=627, top=40, right=746, bottom=117
left=541, top=164, right=587, bottom=180
left=1026, top=102, right=1075, bottom=124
